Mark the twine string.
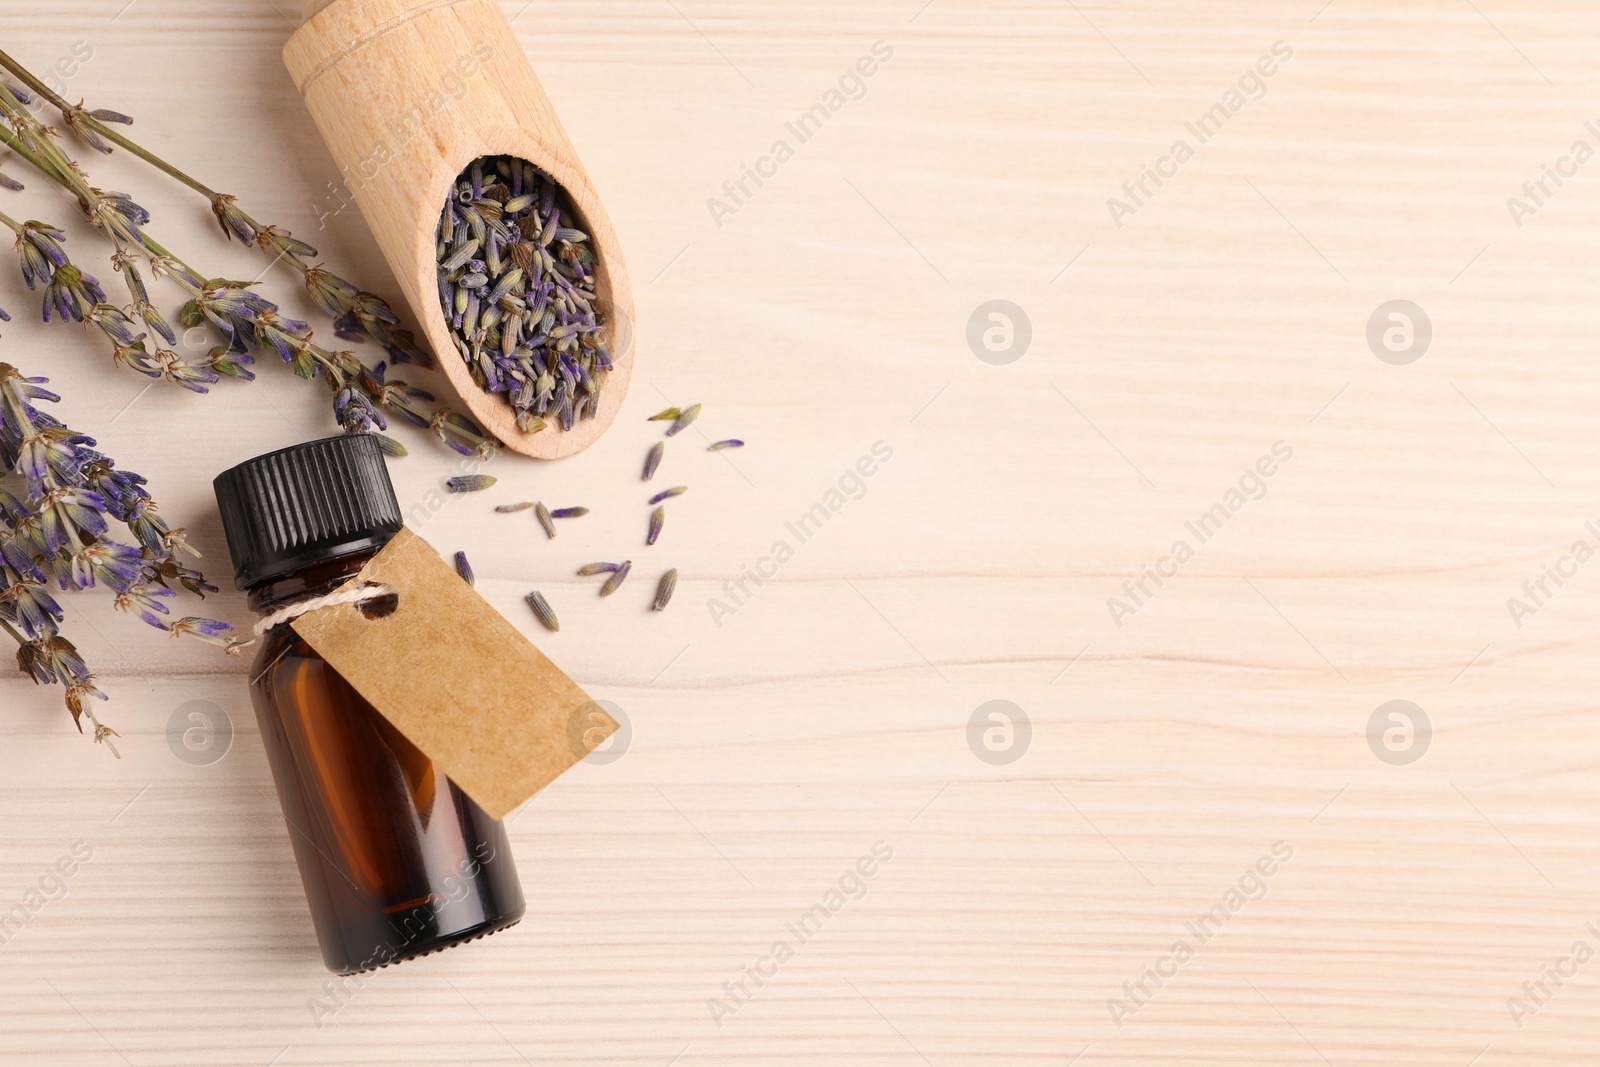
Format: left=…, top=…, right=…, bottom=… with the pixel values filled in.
left=253, top=583, right=398, bottom=638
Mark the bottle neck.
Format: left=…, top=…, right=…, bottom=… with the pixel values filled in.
left=247, top=548, right=382, bottom=615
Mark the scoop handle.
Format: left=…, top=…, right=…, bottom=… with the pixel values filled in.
left=282, top=0, right=637, bottom=459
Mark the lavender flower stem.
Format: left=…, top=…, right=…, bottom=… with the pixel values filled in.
left=0, top=61, right=491, bottom=455
left=0, top=122, right=72, bottom=194
left=0, top=50, right=435, bottom=368
left=0, top=48, right=218, bottom=201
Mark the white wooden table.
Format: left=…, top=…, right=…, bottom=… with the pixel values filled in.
left=4, top=1, right=1599, bottom=1063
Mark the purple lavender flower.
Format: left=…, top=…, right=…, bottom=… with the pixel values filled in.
left=334, top=386, right=387, bottom=434
left=15, top=222, right=68, bottom=288
left=113, top=584, right=172, bottom=630
left=79, top=455, right=148, bottom=520
left=113, top=253, right=177, bottom=345
left=63, top=102, right=133, bottom=154
left=210, top=194, right=257, bottom=245
left=205, top=345, right=256, bottom=382
left=70, top=541, right=143, bottom=592
left=15, top=634, right=87, bottom=686
left=122, top=495, right=171, bottom=555
left=151, top=350, right=221, bottom=394
left=36, top=486, right=110, bottom=551
left=2, top=578, right=64, bottom=639
left=305, top=266, right=359, bottom=319
left=19, top=427, right=93, bottom=495
left=42, top=262, right=106, bottom=323
left=86, top=302, right=143, bottom=347
left=167, top=617, right=247, bottom=653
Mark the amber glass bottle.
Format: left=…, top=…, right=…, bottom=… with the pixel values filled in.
left=214, top=436, right=524, bottom=974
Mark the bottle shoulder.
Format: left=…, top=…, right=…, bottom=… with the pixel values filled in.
left=250, top=624, right=318, bottom=677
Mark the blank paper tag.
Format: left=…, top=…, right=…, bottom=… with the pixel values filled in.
left=291, top=526, right=615, bottom=820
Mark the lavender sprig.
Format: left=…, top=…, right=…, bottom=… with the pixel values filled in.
left=0, top=208, right=228, bottom=393
left=0, top=51, right=432, bottom=374
left=0, top=362, right=247, bottom=751
left=0, top=48, right=433, bottom=369
left=0, top=97, right=495, bottom=457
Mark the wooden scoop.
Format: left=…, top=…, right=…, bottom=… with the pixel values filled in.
left=284, top=0, right=635, bottom=459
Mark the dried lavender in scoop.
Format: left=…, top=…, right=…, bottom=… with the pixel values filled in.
left=435, top=155, right=612, bottom=434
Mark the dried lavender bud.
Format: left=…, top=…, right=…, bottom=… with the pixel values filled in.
left=525, top=591, right=559, bottom=632
left=440, top=238, right=480, bottom=272
left=643, top=441, right=664, bottom=481
left=599, top=561, right=632, bottom=597
left=649, top=486, right=687, bottom=505
left=647, top=506, right=665, bottom=546
left=550, top=507, right=589, bottom=519
left=653, top=569, right=678, bottom=612
left=446, top=475, right=496, bottom=493
left=454, top=551, right=474, bottom=586
left=495, top=502, right=536, bottom=513
left=535, top=502, right=556, bottom=539
left=577, top=562, right=619, bottom=576
left=665, top=403, right=701, bottom=437
left=707, top=440, right=744, bottom=451
left=648, top=407, right=680, bottom=422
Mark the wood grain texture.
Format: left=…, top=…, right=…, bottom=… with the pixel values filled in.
left=285, top=0, right=637, bottom=458
left=4, top=1, right=1600, bottom=1064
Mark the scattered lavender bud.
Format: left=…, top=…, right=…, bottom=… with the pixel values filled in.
left=550, top=507, right=589, bottom=519
left=647, top=506, right=665, bottom=546
left=600, top=561, right=632, bottom=597
left=495, top=501, right=536, bottom=513
left=577, top=562, right=620, bottom=576
left=525, top=591, right=559, bottom=632
left=647, top=407, right=680, bottom=422
left=649, top=486, right=687, bottom=505
left=535, top=502, right=556, bottom=539
left=454, top=551, right=474, bottom=586
left=371, top=433, right=408, bottom=458
left=643, top=441, right=664, bottom=481
left=447, top=475, right=496, bottom=493
left=665, top=403, right=701, bottom=437
left=653, top=569, right=678, bottom=612
left=707, top=440, right=744, bottom=451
